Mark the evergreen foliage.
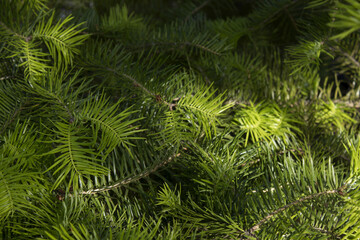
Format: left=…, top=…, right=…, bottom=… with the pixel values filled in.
left=1, top=0, right=360, bottom=239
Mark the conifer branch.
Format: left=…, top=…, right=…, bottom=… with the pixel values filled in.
left=185, top=0, right=212, bottom=22
left=80, top=152, right=181, bottom=195
left=328, top=45, right=360, bottom=68
left=336, top=47, right=360, bottom=68
left=251, top=0, right=300, bottom=30
left=284, top=7, right=299, bottom=32
left=0, top=105, right=23, bottom=136
left=0, top=21, right=27, bottom=40
left=227, top=99, right=360, bottom=108
left=1, top=1, right=360, bottom=238
left=132, top=41, right=222, bottom=56
left=52, top=93, right=74, bottom=119
left=246, top=187, right=344, bottom=234
left=104, top=67, right=172, bottom=107
left=121, top=74, right=172, bottom=107
left=184, top=41, right=221, bottom=56
left=120, top=73, right=153, bottom=96
left=311, top=226, right=341, bottom=238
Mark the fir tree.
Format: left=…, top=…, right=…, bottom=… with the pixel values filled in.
left=1, top=0, right=360, bottom=239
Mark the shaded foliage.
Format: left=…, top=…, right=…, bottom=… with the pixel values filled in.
left=1, top=0, right=360, bottom=239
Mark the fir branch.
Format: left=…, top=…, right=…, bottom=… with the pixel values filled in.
left=0, top=21, right=27, bottom=40
left=0, top=105, right=23, bottom=136
left=131, top=41, right=222, bottom=56
left=13, top=40, right=50, bottom=80
left=246, top=187, right=344, bottom=234
left=284, top=7, right=299, bottom=32
left=103, top=66, right=152, bottom=96
left=120, top=72, right=153, bottom=96
left=45, top=122, right=109, bottom=190
left=332, top=46, right=360, bottom=68
left=227, top=99, right=360, bottom=108
left=251, top=0, right=300, bottom=30
left=32, top=12, right=89, bottom=69
left=194, top=65, right=211, bottom=85
left=80, top=152, right=181, bottom=195
left=184, top=41, right=222, bottom=56
left=55, top=95, right=73, bottom=120
left=311, top=226, right=342, bottom=239
left=105, top=67, right=172, bottom=107
left=185, top=0, right=212, bottom=22
left=2, top=1, right=360, bottom=238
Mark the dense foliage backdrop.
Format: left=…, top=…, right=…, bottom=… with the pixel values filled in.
left=1, top=0, right=360, bottom=239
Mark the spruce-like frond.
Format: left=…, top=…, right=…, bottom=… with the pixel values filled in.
left=1, top=120, right=40, bottom=168
left=233, top=102, right=299, bottom=146
left=315, top=100, right=355, bottom=132
left=176, top=85, right=232, bottom=138
left=33, top=12, right=89, bottom=69
left=100, top=4, right=146, bottom=40
left=210, top=17, right=251, bottom=47
left=44, top=121, right=108, bottom=191
left=286, top=40, right=332, bottom=74
left=160, top=110, right=194, bottom=148
left=1, top=1, right=360, bottom=238
left=329, top=0, right=360, bottom=40
left=337, top=187, right=360, bottom=239
left=9, top=39, right=50, bottom=81
left=79, top=93, right=144, bottom=155
left=20, top=0, right=47, bottom=13
left=160, top=85, right=232, bottom=147
left=158, top=145, right=347, bottom=239
left=0, top=81, right=22, bottom=133
left=147, top=20, right=231, bottom=58
left=0, top=121, right=43, bottom=222
left=344, top=135, right=360, bottom=180
left=0, top=163, right=41, bottom=222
